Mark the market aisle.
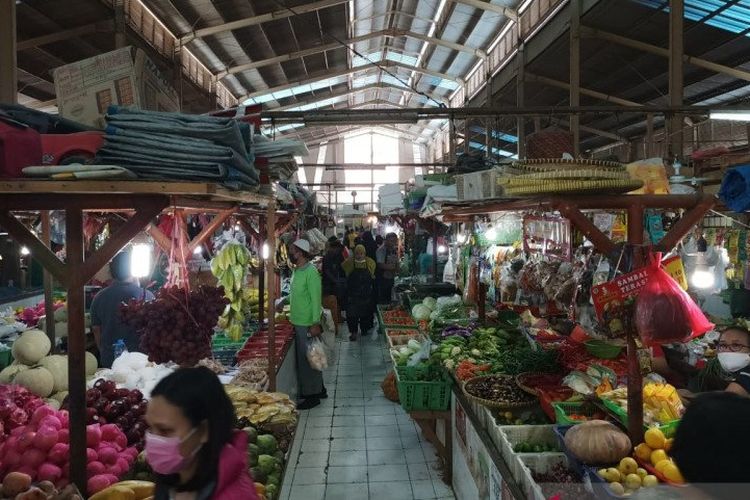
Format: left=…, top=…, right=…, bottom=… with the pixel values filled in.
left=280, top=328, right=455, bottom=500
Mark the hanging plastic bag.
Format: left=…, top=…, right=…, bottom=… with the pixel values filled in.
left=320, top=308, right=337, bottom=365
left=306, top=338, right=328, bottom=371
left=635, top=253, right=714, bottom=345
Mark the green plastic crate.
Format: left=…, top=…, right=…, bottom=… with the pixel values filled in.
left=601, top=398, right=680, bottom=437
left=396, top=369, right=451, bottom=412
left=0, top=349, right=12, bottom=370
left=552, top=402, right=604, bottom=425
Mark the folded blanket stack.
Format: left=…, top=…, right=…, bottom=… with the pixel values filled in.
left=94, top=106, right=259, bottom=189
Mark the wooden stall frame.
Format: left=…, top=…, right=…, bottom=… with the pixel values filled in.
left=0, top=180, right=275, bottom=493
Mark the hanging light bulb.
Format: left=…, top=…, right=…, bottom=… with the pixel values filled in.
left=130, top=244, right=152, bottom=278
left=193, top=246, right=203, bottom=255
left=690, top=249, right=715, bottom=290
left=437, top=244, right=447, bottom=254
left=20, top=246, right=30, bottom=256
left=262, top=242, right=270, bottom=260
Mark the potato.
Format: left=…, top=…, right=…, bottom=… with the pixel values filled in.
left=2, top=472, right=32, bottom=497
left=14, top=487, right=47, bottom=500
left=35, top=482, right=55, bottom=496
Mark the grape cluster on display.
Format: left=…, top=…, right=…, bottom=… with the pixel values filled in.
left=120, top=285, right=228, bottom=366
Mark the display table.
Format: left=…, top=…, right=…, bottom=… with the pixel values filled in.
left=452, top=387, right=526, bottom=500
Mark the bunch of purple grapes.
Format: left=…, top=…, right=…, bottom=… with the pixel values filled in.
left=121, top=286, right=228, bottom=366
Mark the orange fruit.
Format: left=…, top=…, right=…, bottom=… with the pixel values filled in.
left=634, top=443, right=653, bottom=462
left=650, top=449, right=668, bottom=466
left=662, top=462, right=685, bottom=484
left=644, top=428, right=666, bottom=450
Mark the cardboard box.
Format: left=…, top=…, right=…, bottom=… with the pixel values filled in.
left=53, top=47, right=179, bottom=128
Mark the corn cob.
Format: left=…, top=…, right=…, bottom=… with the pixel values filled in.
left=503, top=178, right=643, bottom=196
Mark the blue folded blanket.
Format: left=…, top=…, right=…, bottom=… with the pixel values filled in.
left=719, top=165, right=750, bottom=212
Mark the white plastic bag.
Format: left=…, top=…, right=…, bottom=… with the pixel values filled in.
left=320, top=308, right=337, bottom=365
left=307, top=338, right=328, bottom=371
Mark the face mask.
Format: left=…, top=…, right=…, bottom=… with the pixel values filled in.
left=145, top=428, right=200, bottom=475
left=718, top=352, right=750, bottom=373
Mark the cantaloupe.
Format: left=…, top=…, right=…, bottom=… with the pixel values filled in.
left=13, top=366, right=54, bottom=397
left=85, top=351, right=98, bottom=376
left=11, top=329, right=51, bottom=365
left=0, top=364, right=28, bottom=383
left=39, top=355, right=68, bottom=392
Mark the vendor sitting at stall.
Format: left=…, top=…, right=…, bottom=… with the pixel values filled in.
left=90, top=249, right=154, bottom=368
left=342, top=244, right=376, bottom=341
left=718, top=325, right=750, bottom=397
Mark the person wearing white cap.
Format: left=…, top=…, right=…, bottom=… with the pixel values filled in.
left=286, top=239, right=325, bottom=410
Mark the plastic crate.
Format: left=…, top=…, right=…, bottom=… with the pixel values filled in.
left=387, top=331, right=425, bottom=348
left=395, top=370, right=450, bottom=411
left=517, top=453, right=589, bottom=500
left=538, top=387, right=575, bottom=422
left=497, top=425, right=559, bottom=479
left=552, top=425, right=589, bottom=479
left=552, top=402, right=608, bottom=425
left=601, top=399, right=680, bottom=437
left=0, top=348, right=12, bottom=370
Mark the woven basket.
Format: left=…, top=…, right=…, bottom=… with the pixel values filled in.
left=462, top=374, right=537, bottom=410
left=503, top=179, right=643, bottom=196
left=525, top=127, right=574, bottom=159
left=498, top=169, right=631, bottom=184
left=512, top=158, right=625, bottom=171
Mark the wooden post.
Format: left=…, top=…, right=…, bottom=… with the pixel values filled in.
left=570, top=0, right=581, bottom=157
left=41, top=211, right=56, bottom=348
left=266, top=204, right=277, bottom=390
left=626, top=204, right=645, bottom=445
left=668, top=0, right=684, bottom=159
left=0, top=0, right=17, bottom=104
left=65, top=208, right=87, bottom=494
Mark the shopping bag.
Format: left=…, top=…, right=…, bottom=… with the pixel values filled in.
left=635, top=253, right=714, bottom=345
left=306, top=338, right=328, bottom=371
left=320, top=308, right=337, bottom=365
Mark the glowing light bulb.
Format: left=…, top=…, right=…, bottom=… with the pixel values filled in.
left=131, top=244, right=151, bottom=278
left=20, top=246, right=30, bottom=256
left=262, top=243, right=270, bottom=260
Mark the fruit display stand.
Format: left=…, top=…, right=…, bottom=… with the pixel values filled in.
left=0, top=180, right=281, bottom=495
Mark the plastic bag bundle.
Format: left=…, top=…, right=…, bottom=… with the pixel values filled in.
left=635, top=254, right=714, bottom=345
left=307, top=338, right=328, bottom=371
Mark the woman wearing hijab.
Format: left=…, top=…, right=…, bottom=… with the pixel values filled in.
left=342, top=244, right=376, bottom=341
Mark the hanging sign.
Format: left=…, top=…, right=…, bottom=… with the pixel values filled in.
left=662, top=255, right=688, bottom=291
left=591, top=267, right=653, bottom=334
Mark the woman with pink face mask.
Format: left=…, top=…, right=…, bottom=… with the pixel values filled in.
left=719, top=326, right=750, bottom=397
left=145, top=367, right=259, bottom=500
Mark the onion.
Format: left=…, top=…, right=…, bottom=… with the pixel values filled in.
left=32, top=427, right=59, bottom=451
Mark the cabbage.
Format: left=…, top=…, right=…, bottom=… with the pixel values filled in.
left=412, top=304, right=432, bottom=320
left=422, top=297, right=437, bottom=310
left=407, top=339, right=422, bottom=351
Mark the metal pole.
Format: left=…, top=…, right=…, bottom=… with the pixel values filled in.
left=517, top=43, right=527, bottom=159
left=65, top=208, right=87, bottom=494
left=0, top=0, right=17, bottom=104
left=570, top=0, right=581, bottom=157
left=669, top=0, right=685, bottom=159
left=266, top=204, right=277, bottom=391
left=41, top=211, right=56, bottom=348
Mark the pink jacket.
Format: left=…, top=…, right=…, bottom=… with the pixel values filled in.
left=213, top=431, right=260, bottom=500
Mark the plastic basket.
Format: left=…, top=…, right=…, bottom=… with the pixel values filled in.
left=0, top=349, right=12, bottom=370
left=498, top=425, right=559, bottom=478
left=552, top=402, right=608, bottom=425
left=387, top=331, right=425, bottom=348
left=395, top=369, right=451, bottom=412
left=212, top=347, right=238, bottom=366
left=601, top=398, right=680, bottom=437
left=538, top=387, right=574, bottom=422
left=551, top=425, right=590, bottom=479
left=517, top=453, right=587, bottom=500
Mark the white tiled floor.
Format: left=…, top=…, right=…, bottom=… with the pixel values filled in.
left=280, top=327, right=456, bottom=500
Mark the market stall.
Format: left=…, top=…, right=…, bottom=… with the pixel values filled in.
left=381, top=171, right=740, bottom=499
left=0, top=180, right=299, bottom=498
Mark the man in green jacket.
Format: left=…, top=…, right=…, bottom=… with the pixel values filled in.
left=287, top=239, right=325, bottom=410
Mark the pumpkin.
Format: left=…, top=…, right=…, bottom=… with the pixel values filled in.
left=381, top=371, right=399, bottom=402
left=563, top=419, right=632, bottom=465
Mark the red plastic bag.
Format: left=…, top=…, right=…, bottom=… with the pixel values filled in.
left=635, top=253, right=714, bottom=345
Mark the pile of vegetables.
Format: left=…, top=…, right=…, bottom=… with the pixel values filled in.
left=0, top=329, right=98, bottom=407
left=463, top=375, right=535, bottom=406
left=411, top=297, right=437, bottom=322
left=211, top=242, right=252, bottom=342
left=390, top=338, right=426, bottom=366
left=121, top=285, right=228, bottom=366
left=0, top=405, right=137, bottom=493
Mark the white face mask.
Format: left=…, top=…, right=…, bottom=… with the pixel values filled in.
left=718, top=352, right=750, bottom=373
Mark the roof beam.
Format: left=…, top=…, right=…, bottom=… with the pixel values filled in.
left=581, top=26, right=750, bottom=83
left=453, top=0, right=518, bottom=21
left=181, top=0, right=347, bottom=43
left=17, top=20, right=114, bottom=50
left=218, top=28, right=482, bottom=79
left=274, top=83, right=441, bottom=110
left=526, top=73, right=642, bottom=107
left=241, top=62, right=453, bottom=102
